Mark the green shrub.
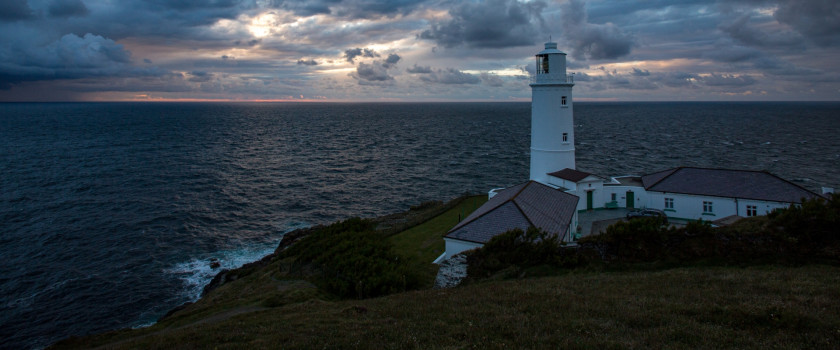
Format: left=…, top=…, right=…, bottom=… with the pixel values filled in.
left=768, top=193, right=839, bottom=244
left=466, top=227, right=583, bottom=278
left=282, top=218, right=422, bottom=298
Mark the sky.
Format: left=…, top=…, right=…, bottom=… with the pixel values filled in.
left=0, top=0, right=838, bottom=102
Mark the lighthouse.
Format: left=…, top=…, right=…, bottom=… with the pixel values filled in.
left=529, top=42, right=575, bottom=184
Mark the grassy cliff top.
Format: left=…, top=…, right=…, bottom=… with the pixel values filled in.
left=51, top=194, right=840, bottom=349
left=52, top=265, right=840, bottom=349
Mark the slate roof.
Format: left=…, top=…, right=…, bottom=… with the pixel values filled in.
left=446, top=181, right=579, bottom=244
left=641, top=167, right=820, bottom=203
left=547, top=168, right=594, bottom=182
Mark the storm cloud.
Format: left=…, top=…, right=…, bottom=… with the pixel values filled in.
left=0, top=0, right=837, bottom=101
left=420, top=68, right=480, bottom=85
left=344, top=48, right=380, bottom=63
left=559, top=0, right=634, bottom=60
left=0, top=1, right=33, bottom=21
left=0, top=33, right=158, bottom=89
left=420, top=0, right=547, bottom=48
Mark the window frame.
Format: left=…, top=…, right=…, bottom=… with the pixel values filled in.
left=703, top=201, right=713, bottom=214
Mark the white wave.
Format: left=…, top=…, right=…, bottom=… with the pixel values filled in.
left=164, top=221, right=312, bottom=303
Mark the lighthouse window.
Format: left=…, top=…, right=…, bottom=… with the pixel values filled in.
left=561, top=96, right=567, bottom=105
left=537, top=55, right=549, bottom=74
left=562, top=133, right=568, bottom=142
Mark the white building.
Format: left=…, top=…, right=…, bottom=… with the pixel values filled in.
left=529, top=42, right=576, bottom=184
left=443, top=181, right=578, bottom=260
left=441, top=42, right=823, bottom=261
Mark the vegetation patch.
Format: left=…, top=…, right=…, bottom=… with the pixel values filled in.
left=280, top=217, right=423, bottom=298
left=467, top=194, right=840, bottom=280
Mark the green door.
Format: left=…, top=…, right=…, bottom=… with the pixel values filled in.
left=586, top=191, right=593, bottom=210
left=626, top=191, right=635, bottom=208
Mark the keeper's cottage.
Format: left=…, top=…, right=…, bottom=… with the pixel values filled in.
left=440, top=42, right=825, bottom=261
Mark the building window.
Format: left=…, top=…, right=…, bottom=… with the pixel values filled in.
left=664, top=197, right=674, bottom=209
left=611, top=193, right=617, bottom=201
left=562, top=132, right=568, bottom=142
left=746, top=205, right=757, bottom=217
left=703, top=201, right=713, bottom=214
left=561, top=96, right=567, bottom=105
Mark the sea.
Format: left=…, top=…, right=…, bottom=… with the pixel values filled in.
left=1, top=102, right=838, bottom=349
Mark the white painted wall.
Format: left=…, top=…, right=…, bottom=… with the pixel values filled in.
left=547, top=175, right=577, bottom=190
left=444, top=238, right=484, bottom=260
left=530, top=42, right=575, bottom=184
left=530, top=85, right=575, bottom=183
left=645, top=192, right=794, bottom=220
left=572, top=180, right=605, bottom=211
left=603, top=186, right=648, bottom=209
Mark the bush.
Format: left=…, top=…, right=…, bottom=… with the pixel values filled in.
left=282, top=218, right=422, bottom=298
left=768, top=193, right=839, bottom=244
left=466, top=227, right=583, bottom=278
left=586, top=217, right=674, bottom=262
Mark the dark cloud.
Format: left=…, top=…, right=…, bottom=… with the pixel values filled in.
left=701, top=73, right=757, bottom=87
left=559, top=0, right=634, bottom=60
left=344, top=47, right=379, bottom=62
left=702, top=43, right=764, bottom=63
left=350, top=61, right=394, bottom=85
left=658, top=72, right=698, bottom=88
left=420, top=0, right=547, bottom=48
left=480, top=73, right=504, bottom=87
left=268, top=0, right=428, bottom=19
left=0, top=1, right=33, bottom=21
left=0, top=33, right=160, bottom=89
left=127, top=0, right=257, bottom=29
left=234, top=39, right=261, bottom=47
left=382, top=53, right=400, bottom=68
left=348, top=52, right=400, bottom=85
left=188, top=71, right=214, bottom=82
left=145, top=0, right=248, bottom=11
left=406, top=64, right=431, bottom=74
left=774, top=0, right=840, bottom=47
left=631, top=68, right=650, bottom=76
left=420, top=68, right=480, bottom=84
left=719, top=14, right=803, bottom=49
left=49, top=0, right=89, bottom=18
left=297, top=59, right=319, bottom=66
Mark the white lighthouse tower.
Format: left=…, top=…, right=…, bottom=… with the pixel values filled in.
left=529, top=42, right=575, bottom=184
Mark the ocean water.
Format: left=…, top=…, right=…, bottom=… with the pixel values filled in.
left=1, top=102, right=838, bottom=349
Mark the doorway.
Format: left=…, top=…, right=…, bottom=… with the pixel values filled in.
left=626, top=191, right=635, bottom=209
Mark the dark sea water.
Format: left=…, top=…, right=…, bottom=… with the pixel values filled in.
left=1, top=102, right=838, bottom=349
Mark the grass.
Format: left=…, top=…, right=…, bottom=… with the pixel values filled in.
left=52, top=265, right=840, bottom=349
left=50, top=195, right=840, bottom=349
left=388, top=195, right=487, bottom=286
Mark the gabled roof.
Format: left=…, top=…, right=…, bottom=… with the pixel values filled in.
left=547, top=168, right=599, bottom=182
left=445, top=181, right=579, bottom=244
left=641, top=167, right=820, bottom=203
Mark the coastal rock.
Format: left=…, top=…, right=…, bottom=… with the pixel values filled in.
left=200, top=226, right=316, bottom=298
left=434, top=254, right=468, bottom=289
left=158, top=301, right=193, bottom=321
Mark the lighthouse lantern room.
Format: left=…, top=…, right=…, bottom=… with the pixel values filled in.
left=529, top=42, right=575, bottom=185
